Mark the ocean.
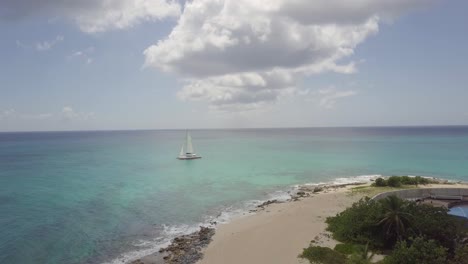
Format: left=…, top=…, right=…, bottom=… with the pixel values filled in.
left=1, top=126, right=468, bottom=263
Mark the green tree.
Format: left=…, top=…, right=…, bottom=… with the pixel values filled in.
left=374, top=178, right=387, bottom=187
left=449, top=245, right=468, bottom=264
left=406, top=202, right=466, bottom=251
left=326, top=198, right=385, bottom=247
left=347, top=243, right=375, bottom=264
left=386, top=176, right=401, bottom=187
left=384, top=237, right=448, bottom=264
left=378, top=195, right=412, bottom=242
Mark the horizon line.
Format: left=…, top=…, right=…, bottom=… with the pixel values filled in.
left=2, top=124, right=468, bottom=133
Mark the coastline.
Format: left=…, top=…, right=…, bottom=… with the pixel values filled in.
left=128, top=177, right=466, bottom=264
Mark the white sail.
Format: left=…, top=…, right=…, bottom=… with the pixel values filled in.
left=177, top=130, right=201, bottom=159
left=179, top=145, right=184, bottom=156
left=186, top=131, right=194, bottom=154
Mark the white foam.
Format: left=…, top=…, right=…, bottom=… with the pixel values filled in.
left=102, top=223, right=209, bottom=264
left=332, top=174, right=382, bottom=185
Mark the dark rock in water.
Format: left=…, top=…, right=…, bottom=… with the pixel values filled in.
left=256, top=199, right=279, bottom=209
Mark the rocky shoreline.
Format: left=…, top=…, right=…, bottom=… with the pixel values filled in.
left=131, top=227, right=215, bottom=264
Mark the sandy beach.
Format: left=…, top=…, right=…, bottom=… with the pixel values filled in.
left=197, top=185, right=361, bottom=264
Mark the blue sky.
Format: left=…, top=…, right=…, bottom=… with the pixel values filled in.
left=0, top=0, right=467, bottom=131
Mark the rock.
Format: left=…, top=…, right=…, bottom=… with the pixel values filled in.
left=256, top=199, right=278, bottom=209
left=313, top=187, right=323, bottom=193
left=158, top=226, right=215, bottom=264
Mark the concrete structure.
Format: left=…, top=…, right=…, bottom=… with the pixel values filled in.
left=372, top=188, right=468, bottom=201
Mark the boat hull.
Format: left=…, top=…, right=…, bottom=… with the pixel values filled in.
left=177, top=156, right=202, bottom=160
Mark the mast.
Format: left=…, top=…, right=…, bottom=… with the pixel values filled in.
left=186, top=130, right=194, bottom=154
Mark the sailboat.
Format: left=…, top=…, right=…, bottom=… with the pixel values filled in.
left=177, top=130, right=202, bottom=160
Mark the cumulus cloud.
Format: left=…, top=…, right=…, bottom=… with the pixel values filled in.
left=0, top=0, right=181, bottom=33
left=144, top=0, right=429, bottom=110
left=35, top=35, right=64, bottom=51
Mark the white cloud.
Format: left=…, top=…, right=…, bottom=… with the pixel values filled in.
left=0, top=109, right=16, bottom=120
left=35, top=35, right=64, bottom=51
left=1, top=0, right=181, bottom=33
left=15, top=40, right=28, bottom=49
left=317, top=88, right=357, bottom=109
left=73, top=0, right=181, bottom=33
left=144, top=0, right=429, bottom=111
left=0, top=107, right=94, bottom=122
left=62, top=106, right=95, bottom=121
left=68, top=47, right=95, bottom=64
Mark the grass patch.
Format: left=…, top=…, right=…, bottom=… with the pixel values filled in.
left=349, top=185, right=417, bottom=197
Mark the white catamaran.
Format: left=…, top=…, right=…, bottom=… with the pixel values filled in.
left=177, top=131, right=202, bottom=160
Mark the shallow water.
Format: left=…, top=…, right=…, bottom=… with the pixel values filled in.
left=1, top=127, right=468, bottom=263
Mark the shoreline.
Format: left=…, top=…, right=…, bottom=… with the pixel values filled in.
left=128, top=176, right=464, bottom=264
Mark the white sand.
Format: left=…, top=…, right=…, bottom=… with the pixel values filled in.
left=198, top=186, right=361, bottom=264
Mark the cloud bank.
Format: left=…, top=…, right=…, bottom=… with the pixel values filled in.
left=0, top=107, right=94, bottom=122
left=144, top=0, right=428, bottom=110
left=0, top=0, right=181, bottom=33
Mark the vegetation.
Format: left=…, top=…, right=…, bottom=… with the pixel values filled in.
left=383, top=237, right=447, bottom=264
left=334, top=243, right=364, bottom=255
left=300, top=177, right=465, bottom=264
left=347, top=243, right=375, bottom=264
left=371, top=176, right=435, bottom=188
left=377, top=195, right=412, bottom=243
left=319, top=195, right=468, bottom=264
left=300, top=246, right=347, bottom=264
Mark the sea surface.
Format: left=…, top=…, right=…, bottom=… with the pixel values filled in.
left=1, top=126, right=468, bottom=263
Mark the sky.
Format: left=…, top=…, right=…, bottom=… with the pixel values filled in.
left=0, top=0, right=467, bottom=132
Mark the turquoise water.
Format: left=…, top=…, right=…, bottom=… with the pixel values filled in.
left=1, top=127, right=468, bottom=263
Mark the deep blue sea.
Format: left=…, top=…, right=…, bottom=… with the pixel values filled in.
left=1, top=127, right=468, bottom=263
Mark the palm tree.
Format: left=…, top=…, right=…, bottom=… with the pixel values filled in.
left=378, top=195, right=413, bottom=242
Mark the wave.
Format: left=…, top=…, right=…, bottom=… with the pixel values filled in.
left=104, top=174, right=383, bottom=264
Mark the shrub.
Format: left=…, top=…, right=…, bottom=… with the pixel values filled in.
left=415, top=176, right=431, bottom=185
left=300, top=246, right=347, bottom=264
left=386, top=176, right=401, bottom=187
left=327, top=196, right=468, bottom=252
left=326, top=198, right=385, bottom=248
left=450, top=245, right=468, bottom=264
left=374, top=178, right=387, bottom=187
left=406, top=203, right=467, bottom=251
left=348, top=253, right=373, bottom=264
left=383, top=237, right=448, bottom=264
left=334, top=243, right=364, bottom=255
left=400, top=176, right=416, bottom=185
